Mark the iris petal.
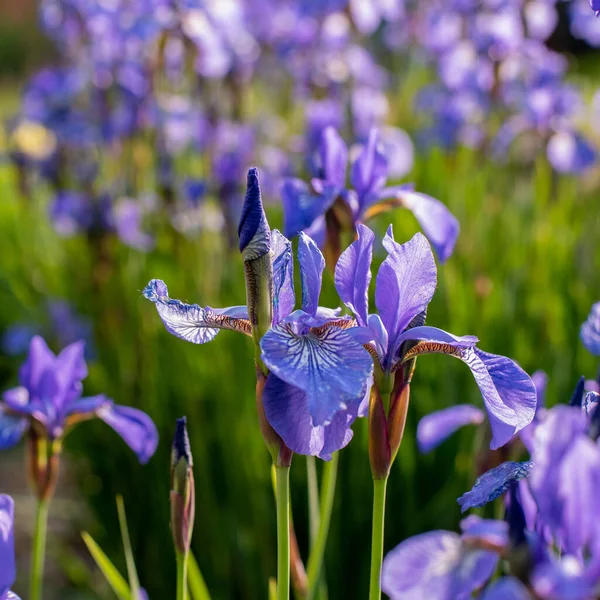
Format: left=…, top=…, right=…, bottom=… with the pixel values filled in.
left=334, top=223, right=374, bottom=327
left=272, top=230, right=295, bottom=324
left=351, top=128, right=388, bottom=210
left=298, top=232, right=325, bottom=316
left=281, top=179, right=337, bottom=238
left=260, top=324, right=373, bottom=426
left=0, top=494, right=16, bottom=598
left=481, top=577, right=532, bottom=600
left=319, top=126, right=348, bottom=188
left=458, top=461, right=534, bottom=512
left=417, top=404, right=485, bottom=453
left=0, top=406, right=28, bottom=450
left=143, top=279, right=251, bottom=344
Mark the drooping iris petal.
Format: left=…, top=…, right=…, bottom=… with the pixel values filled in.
left=581, top=302, right=600, bottom=356
left=375, top=230, right=437, bottom=369
left=0, top=405, right=28, bottom=450
left=334, top=223, right=374, bottom=327
left=417, top=404, right=485, bottom=453
left=377, top=187, right=459, bottom=263
left=297, top=233, right=325, bottom=316
left=458, top=461, right=534, bottom=512
left=260, top=323, right=373, bottom=426
left=271, top=230, right=295, bottom=324
left=481, top=577, right=533, bottom=600
left=281, top=179, right=337, bottom=238
left=382, top=530, right=498, bottom=600
left=238, top=167, right=271, bottom=259
left=557, top=435, right=600, bottom=554
left=0, top=495, right=16, bottom=599
left=262, top=375, right=355, bottom=460
left=319, top=126, right=347, bottom=188
left=351, top=128, right=388, bottom=210
left=66, top=394, right=110, bottom=417
left=143, top=279, right=251, bottom=344
left=400, top=331, right=536, bottom=449
left=96, top=404, right=158, bottom=464
left=460, top=516, right=509, bottom=549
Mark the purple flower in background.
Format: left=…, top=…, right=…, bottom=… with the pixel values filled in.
left=0, top=495, right=21, bottom=600
left=457, top=461, right=534, bottom=512
left=382, top=516, right=507, bottom=600
left=282, top=127, right=459, bottom=262
left=0, top=336, right=157, bottom=464
left=590, top=0, right=600, bottom=16
left=337, top=224, right=537, bottom=449
left=581, top=302, right=600, bottom=355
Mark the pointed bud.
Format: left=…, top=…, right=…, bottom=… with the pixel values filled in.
left=387, top=378, right=410, bottom=466
left=368, top=384, right=391, bottom=480
left=239, top=169, right=274, bottom=367
left=568, top=376, right=586, bottom=407
left=170, top=417, right=195, bottom=555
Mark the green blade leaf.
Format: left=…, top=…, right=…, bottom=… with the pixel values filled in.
left=116, top=495, right=142, bottom=599
left=81, top=531, right=132, bottom=600
left=188, top=552, right=211, bottom=600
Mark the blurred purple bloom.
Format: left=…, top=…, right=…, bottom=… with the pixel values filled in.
left=417, top=404, right=485, bottom=453
left=590, top=0, right=600, bottom=17
left=337, top=225, right=537, bottom=449
left=457, top=461, right=534, bottom=512
left=0, top=336, right=157, bottom=463
left=113, top=198, right=155, bottom=252
left=532, top=556, right=599, bottom=600
left=581, top=302, right=600, bottom=355
left=0, top=495, right=20, bottom=600
left=546, top=132, right=597, bottom=175
left=481, top=577, right=532, bottom=600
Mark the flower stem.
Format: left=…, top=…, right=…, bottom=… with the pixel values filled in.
left=306, top=452, right=339, bottom=600
left=275, top=465, right=291, bottom=600
left=30, top=498, right=50, bottom=600
left=369, top=478, right=388, bottom=600
left=176, top=552, right=189, bottom=600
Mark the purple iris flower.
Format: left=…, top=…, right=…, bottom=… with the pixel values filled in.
left=337, top=224, right=537, bottom=449
left=0, top=336, right=157, bottom=464
left=581, top=302, right=600, bottom=355
left=590, top=0, right=600, bottom=16
left=144, top=169, right=372, bottom=459
left=282, top=126, right=459, bottom=262
left=381, top=516, right=507, bottom=600
left=0, top=495, right=21, bottom=600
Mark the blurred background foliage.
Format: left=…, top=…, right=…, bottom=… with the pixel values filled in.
left=0, top=2, right=599, bottom=600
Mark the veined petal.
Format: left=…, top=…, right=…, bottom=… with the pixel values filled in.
left=272, top=230, right=295, bottom=324
left=351, top=128, right=388, bottom=209
left=0, top=405, right=28, bottom=450
left=382, top=530, right=498, bottom=600
left=238, top=167, right=271, bottom=260
left=334, top=223, right=374, bottom=327
left=457, top=461, right=534, bottom=512
left=298, top=232, right=325, bottom=316
left=143, top=279, right=251, bottom=344
left=417, top=404, right=485, bottom=453
left=382, top=187, right=459, bottom=263
left=319, top=126, right=348, bottom=188
left=281, top=179, right=337, bottom=238
left=481, top=577, right=533, bottom=600
left=400, top=333, right=536, bottom=449
left=0, top=494, right=16, bottom=598
left=97, top=404, right=158, bottom=464
left=260, top=324, right=373, bottom=426
left=262, top=375, right=355, bottom=460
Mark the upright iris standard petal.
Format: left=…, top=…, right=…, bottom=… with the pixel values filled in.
left=262, top=375, right=355, bottom=460
left=381, top=530, right=499, bottom=600
left=271, top=230, right=295, bottom=324
left=297, top=233, right=325, bottom=316
left=0, top=406, right=28, bottom=450
left=399, top=329, right=536, bottom=449
left=381, top=187, right=459, bottom=263
left=18, top=335, right=55, bottom=395
left=52, top=339, right=87, bottom=411
left=481, top=578, right=533, bottom=600
left=581, top=302, right=600, bottom=355
left=281, top=179, right=337, bottom=238
left=238, top=167, right=271, bottom=260
left=0, top=495, right=16, bottom=599
left=96, top=404, right=159, bottom=464
left=319, top=126, right=348, bottom=188
left=143, top=279, right=251, bottom=344
left=457, top=461, right=534, bottom=512
left=260, top=324, right=373, bottom=426
left=375, top=230, right=437, bottom=369
left=417, top=404, right=485, bottom=453
left=334, top=223, right=374, bottom=327
left=351, top=128, right=388, bottom=208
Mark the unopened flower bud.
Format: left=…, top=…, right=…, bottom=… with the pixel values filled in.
left=170, top=417, right=195, bottom=555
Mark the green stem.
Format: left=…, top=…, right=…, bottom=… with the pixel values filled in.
left=306, top=452, right=339, bottom=600
left=30, top=498, right=50, bottom=600
left=275, top=466, right=291, bottom=600
left=306, top=456, right=320, bottom=547
left=369, top=478, right=388, bottom=600
left=176, top=552, right=189, bottom=600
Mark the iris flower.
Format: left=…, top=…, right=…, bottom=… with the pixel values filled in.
left=0, top=495, right=21, bottom=600
left=581, top=302, right=600, bottom=355
left=0, top=336, right=157, bottom=464
left=336, top=224, right=536, bottom=450
left=144, top=168, right=373, bottom=459
left=282, top=127, right=459, bottom=262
